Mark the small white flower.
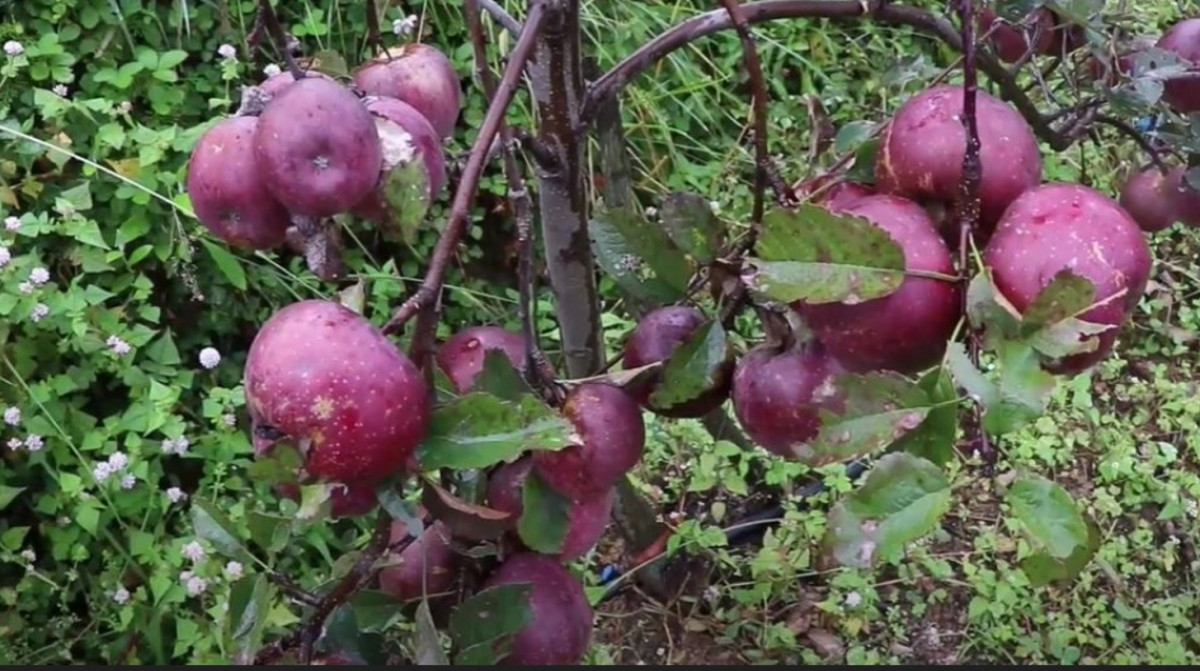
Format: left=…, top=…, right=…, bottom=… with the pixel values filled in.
left=222, top=413, right=237, bottom=427
left=29, top=267, right=49, bottom=285
left=709, top=200, right=722, bottom=213
left=118, top=101, right=132, bottom=114
left=20, top=549, right=35, bottom=562
left=18, top=281, right=33, bottom=294
left=182, top=540, right=206, bottom=563
left=107, top=451, right=128, bottom=471
left=217, top=43, right=237, bottom=60
left=2, top=41, right=22, bottom=57
left=224, top=561, right=244, bottom=580
left=179, top=569, right=194, bottom=582
left=644, top=207, right=658, bottom=219
left=3, top=407, right=19, bottom=425
left=166, top=486, right=186, bottom=503
left=93, top=461, right=114, bottom=482
left=186, top=576, right=208, bottom=596
left=392, top=14, right=418, bottom=36
left=112, top=586, right=131, bottom=604
left=23, top=435, right=43, bottom=451
left=30, top=303, right=49, bottom=322
left=52, top=84, right=68, bottom=97
left=0, top=246, right=10, bottom=268
left=198, top=347, right=221, bottom=369
left=120, top=473, right=136, bottom=490
left=6, top=437, right=22, bottom=450
left=262, top=63, right=281, bottom=77
left=106, top=335, right=131, bottom=355
left=161, top=438, right=177, bottom=454
left=844, top=591, right=862, bottom=608
left=3, top=216, right=19, bottom=231
left=173, top=437, right=190, bottom=455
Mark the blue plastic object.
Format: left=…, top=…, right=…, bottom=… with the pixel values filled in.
left=598, top=564, right=621, bottom=585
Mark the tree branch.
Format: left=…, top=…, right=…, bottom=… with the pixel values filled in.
left=581, top=0, right=1075, bottom=151
left=252, top=0, right=305, bottom=81
left=479, top=0, right=523, bottom=37
left=381, top=2, right=550, bottom=340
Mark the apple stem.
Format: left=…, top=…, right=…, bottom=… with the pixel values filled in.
left=364, top=0, right=383, bottom=56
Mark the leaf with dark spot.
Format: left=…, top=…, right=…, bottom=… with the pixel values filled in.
left=516, top=470, right=571, bottom=554
left=420, top=478, right=513, bottom=541
left=589, top=207, right=692, bottom=302
left=648, top=320, right=727, bottom=409
left=305, top=51, right=350, bottom=78
left=415, top=392, right=576, bottom=471
left=799, top=371, right=937, bottom=466
left=449, top=583, right=533, bottom=665
left=380, top=158, right=431, bottom=246
left=659, top=192, right=724, bottom=265
left=1019, top=269, right=1096, bottom=333
left=743, top=204, right=906, bottom=305
left=823, top=452, right=952, bottom=569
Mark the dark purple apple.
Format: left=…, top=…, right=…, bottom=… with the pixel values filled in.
left=982, top=183, right=1154, bottom=374
left=352, top=44, right=462, bottom=140
left=378, top=520, right=459, bottom=601
left=258, top=70, right=337, bottom=98
left=1119, top=164, right=1188, bottom=232
left=875, top=84, right=1043, bottom=239
left=487, top=457, right=614, bottom=562
left=481, top=553, right=594, bottom=665
left=435, top=326, right=527, bottom=394
left=532, top=383, right=645, bottom=502
left=351, top=96, right=448, bottom=225
left=817, top=180, right=876, bottom=212
left=253, top=76, right=382, bottom=217
left=978, top=7, right=1059, bottom=63
left=731, top=339, right=848, bottom=460
left=1157, top=18, right=1200, bottom=114
left=244, top=299, right=431, bottom=486
left=620, top=305, right=733, bottom=418
left=186, top=116, right=291, bottom=250
left=795, top=194, right=963, bottom=375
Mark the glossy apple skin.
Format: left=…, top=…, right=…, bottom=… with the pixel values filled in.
left=1158, top=18, right=1200, bottom=114
left=378, top=520, right=459, bottom=602
left=352, top=44, right=462, bottom=140
left=481, top=553, right=594, bottom=665
left=434, top=326, right=527, bottom=394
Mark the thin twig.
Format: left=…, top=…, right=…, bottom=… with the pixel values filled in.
left=365, top=0, right=383, bottom=55
left=381, top=2, right=550, bottom=342
left=1094, top=114, right=1170, bottom=171
left=255, top=0, right=305, bottom=81
left=479, top=0, right=523, bottom=37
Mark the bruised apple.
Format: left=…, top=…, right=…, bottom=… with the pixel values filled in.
left=244, top=299, right=431, bottom=487
left=795, top=194, right=963, bottom=375
left=481, top=553, right=594, bottom=665
left=254, top=76, right=382, bottom=217
left=731, top=339, right=847, bottom=461
left=186, top=116, right=291, bottom=250
left=352, top=44, right=462, bottom=140
left=351, top=96, right=448, bottom=225
left=435, top=326, right=527, bottom=394
left=378, top=520, right=459, bottom=601
left=532, top=383, right=645, bottom=501
left=982, top=183, right=1153, bottom=374
left=620, top=305, right=733, bottom=418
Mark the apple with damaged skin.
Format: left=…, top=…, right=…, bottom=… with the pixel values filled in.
left=244, top=299, right=431, bottom=487
left=378, top=520, right=459, bottom=602
left=795, top=194, right=963, bottom=375
left=731, top=339, right=847, bottom=460
left=253, top=76, right=383, bottom=217
left=435, top=325, right=528, bottom=394
left=487, top=457, right=614, bottom=562
left=481, top=553, right=594, bottom=666
left=352, top=44, right=462, bottom=140
left=874, top=84, right=1043, bottom=241
left=186, top=116, right=292, bottom=250
left=620, top=305, right=733, bottom=418
left=1157, top=18, right=1200, bottom=114
left=532, top=382, right=645, bottom=502
left=983, top=182, right=1154, bottom=375
left=351, top=96, right=448, bottom=225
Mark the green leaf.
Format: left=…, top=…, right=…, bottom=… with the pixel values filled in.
left=647, top=319, right=727, bottom=410
left=200, top=238, right=247, bottom=290
left=743, top=204, right=908, bottom=305
left=420, top=479, right=513, bottom=541
left=1019, top=515, right=1102, bottom=587
left=415, top=393, right=575, bottom=471
left=348, top=590, right=406, bottom=633
left=1006, top=473, right=1090, bottom=560
left=833, top=120, right=879, bottom=154
left=946, top=341, right=1057, bottom=436
left=377, top=484, right=424, bottom=538
left=825, top=453, right=952, bottom=568
left=845, top=138, right=881, bottom=184
left=414, top=600, right=450, bottom=665
left=226, top=574, right=274, bottom=665
left=659, top=192, right=724, bottom=265
left=246, top=442, right=303, bottom=485
left=516, top=470, right=571, bottom=554
left=888, top=367, right=959, bottom=466
left=338, top=279, right=367, bottom=315
left=449, top=583, right=534, bottom=665
left=797, top=371, right=937, bottom=466
left=296, top=483, right=335, bottom=521
left=379, top=156, right=431, bottom=245
left=1018, top=269, right=1096, bottom=334
left=589, top=207, right=692, bottom=302
left=0, top=486, right=25, bottom=511
left=471, top=349, right=534, bottom=401
left=246, top=511, right=292, bottom=555
left=308, top=50, right=350, bottom=78
left=190, top=498, right=252, bottom=562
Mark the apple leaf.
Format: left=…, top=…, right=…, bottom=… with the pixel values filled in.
left=307, top=50, right=350, bottom=78
left=648, top=319, right=727, bottom=409
left=471, top=349, right=534, bottom=401
left=246, top=511, right=292, bottom=555
left=589, top=207, right=692, bottom=302
left=323, top=603, right=387, bottom=666
left=659, top=191, right=724, bottom=265
left=246, top=441, right=303, bottom=485
left=296, top=483, right=335, bottom=521
left=833, top=120, right=878, bottom=154
left=845, top=138, right=881, bottom=184
left=1019, top=515, right=1102, bottom=587
left=349, top=590, right=406, bottom=633
left=190, top=498, right=253, bottom=563
left=516, top=470, right=571, bottom=555
left=824, top=452, right=952, bottom=568
left=377, top=485, right=425, bottom=539
left=945, top=341, right=1057, bottom=436
left=1018, top=269, right=1096, bottom=334
left=420, top=479, right=513, bottom=541
left=888, top=367, right=959, bottom=467
left=415, top=392, right=576, bottom=471
left=742, top=204, right=907, bottom=305
left=966, top=271, right=1022, bottom=343
left=380, top=152, right=431, bottom=246
left=337, top=279, right=367, bottom=315
left=797, top=371, right=936, bottom=466
left=1006, top=473, right=1090, bottom=560
left=414, top=599, right=450, bottom=665
left=225, top=574, right=274, bottom=665
left=449, top=583, right=534, bottom=665
left=200, top=238, right=248, bottom=291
